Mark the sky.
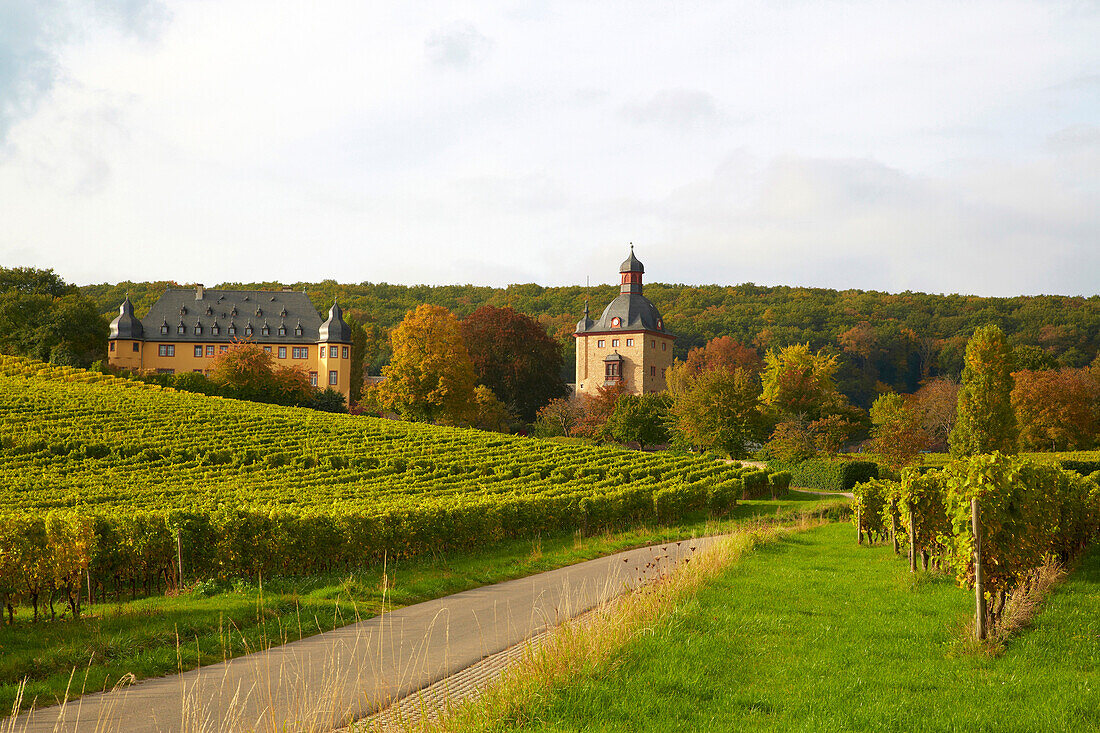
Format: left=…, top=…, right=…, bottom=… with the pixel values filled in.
left=0, top=1, right=1098, bottom=297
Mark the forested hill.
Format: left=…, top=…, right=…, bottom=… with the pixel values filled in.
left=82, top=280, right=1100, bottom=407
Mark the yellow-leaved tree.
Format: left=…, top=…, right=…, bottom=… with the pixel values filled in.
left=375, top=304, right=478, bottom=425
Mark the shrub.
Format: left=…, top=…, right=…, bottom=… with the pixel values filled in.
left=766, top=458, right=879, bottom=493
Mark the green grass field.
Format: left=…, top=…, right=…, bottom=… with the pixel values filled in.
left=0, top=494, right=841, bottom=714
left=496, top=522, right=1100, bottom=732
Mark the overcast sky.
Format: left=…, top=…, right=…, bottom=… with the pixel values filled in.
left=1, top=1, right=1097, bottom=297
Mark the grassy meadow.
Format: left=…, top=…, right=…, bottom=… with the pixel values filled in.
left=451, top=522, right=1099, bottom=733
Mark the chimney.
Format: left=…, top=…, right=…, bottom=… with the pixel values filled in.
left=282, top=287, right=294, bottom=292
left=195, top=284, right=204, bottom=300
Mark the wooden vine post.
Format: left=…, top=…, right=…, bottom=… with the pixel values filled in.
left=890, top=497, right=899, bottom=555
left=856, top=506, right=862, bottom=545
left=908, top=502, right=917, bottom=573
left=176, top=529, right=184, bottom=591
left=972, top=497, right=986, bottom=641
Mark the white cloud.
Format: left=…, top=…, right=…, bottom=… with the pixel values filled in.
left=0, top=0, right=1097, bottom=297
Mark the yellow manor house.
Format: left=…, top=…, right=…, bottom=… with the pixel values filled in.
left=107, top=285, right=353, bottom=399
left=574, top=248, right=674, bottom=396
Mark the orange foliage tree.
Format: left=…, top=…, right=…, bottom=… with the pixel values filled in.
left=208, top=341, right=312, bottom=406
left=1012, top=367, right=1100, bottom=451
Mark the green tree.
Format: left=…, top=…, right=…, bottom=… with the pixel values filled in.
left=606, top=392, right=671, bottom=449
left=533, top=397, right=584, bottom=438
left=459, top=305, right=567, bottom=422
left=375, top=304, right=478, bottom=425
left=0, top=267, right=107, bottom=367
left=949, top=324, right=1017, bottom=456
left=668, top=364, right=767, bottom=458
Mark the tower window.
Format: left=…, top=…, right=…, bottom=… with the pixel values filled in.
left=330, top=345, right=338, bottom=358
left=662, top=342, right=667, bottom=351
left=650, top=366, right=656, bottom=377
left=329, top=370, right=338, bottom=385
left=651, top=340, right=655, bottom=348
left=133, top=342, right=140, bottom=352
left=605, top=362, right=620, bottom=380
left=309, top=372, right=318, bottom=387
left=612, top=339, right=619, bottom=348
left=109, top=341, right=115, bottom=352
left=597, top=339, right=605, bottom=348
left=626, top=338, right=633, bottom=347
left=342, top=346, right=349, bottom=359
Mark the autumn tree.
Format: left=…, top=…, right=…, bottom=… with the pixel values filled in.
left=667, top=364, right=767, bottom=458
left=912, top=376, right=960, bottom=452
left=1012, top=368, right=1100, bottom=451
left=869, top=392, right=930, bottom=467
left=949, top=324, right=1017, bottom=456
left=208, top=342, right=313, bottom=406
left=681, top=336, right=761, bottom=376
left=472, top=385, right=513, bottom=433
left=459, top=305, right=567, bottom=422
left=761, top=343, right=861, bottom=456
left=533, top=397, right=584, bottom=438
left=606, top=393, right=672, bottom=449
left=574, top=382, right=627, bottom=439
left=376, top=304, right=478, bottom=425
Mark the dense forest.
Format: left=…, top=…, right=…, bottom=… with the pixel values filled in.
left=82, top=280, right=1100, bottom=408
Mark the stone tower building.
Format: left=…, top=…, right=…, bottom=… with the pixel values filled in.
left=574, top=247, right=675, bottom=396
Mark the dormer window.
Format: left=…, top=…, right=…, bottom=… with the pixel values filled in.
left=278, top=325, right=287, bottom=336
left=255, top=308, right=262, bottom=317
left=244, top=325, right=253, bottom=337
left=611, top=317, right=621, bottom=328
left=195, top=323, right=203, bottom=335
left=657, top=319, right=663, bottom=329
left=228, top=324, right=237, bottom=336
left=212, top=324, right=220, bottom=336
left=160, top=322, right=169, bottom=335
left=280, top=308, right=288, bottom=317
left=294, top=324, right=303, bottom=336
left=206, top=306, right=213, bottom=316
left=261, top=324, right=270, bottom=336
left=231, top=307, right=238, bottom=317
left=177, top=323, right=186, bottom=335
left=179, top=306, right=188, bottom=316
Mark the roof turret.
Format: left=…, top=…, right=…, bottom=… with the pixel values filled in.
left=575, top=299, right=594, bottom=333
left=619, top=244, right=644, bottom=274
left=319, top=300, right=351, bottom=343
left=109, top=297, right=144, bottom=340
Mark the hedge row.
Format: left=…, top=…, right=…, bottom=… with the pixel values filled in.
left=766, top=459, right=878, bottom=493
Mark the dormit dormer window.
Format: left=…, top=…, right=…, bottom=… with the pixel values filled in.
left=160, top=321, right=169, bottom=335
left=212, top=323, right=220, bottom=335
left=206, top=306, right=213, bottom=316
left=255, top=308, right=262, bottom=317
left=280, top=307, right=288, bottom=318
left=244, top=324, right=253, bottom=337
left=179, top=306, right=188, bottom=316
left=294, top=321, right=303, bottom=337
left=278, top=324, right=287, bottom=336
left=230, top=307, right=238, bottom=317
left=228, top=324, right=237, bottom=336
left=177, top=322, right=186, bottom=335
left=261, top=323, right=270, bottom=336
left=195, top=322, right=203, bottom=335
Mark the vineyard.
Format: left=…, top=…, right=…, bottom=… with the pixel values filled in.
left=852, top=452, right=1100, bottom=638
left=0, top=355, right=787, bottom=621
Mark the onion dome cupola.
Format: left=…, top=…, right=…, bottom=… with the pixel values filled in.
left=109, top=297, right=144, bottom=340
left=319, top=299, right=352, bottom=343
left=575, top=299, right=594, bottom=333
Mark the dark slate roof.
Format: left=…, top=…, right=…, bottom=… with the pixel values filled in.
left=620, top=246, right=644, bottom=273
left=603, top=351, right=623, bottom=362
left=119, top=288, right=349, bottom=343
left=575, top=300, right=594, bottom=333
left=108, top=297, right=144, bottom=339
left=318, top=301, right=352, bottom=343
left=577, top=293, right=672, bottom=336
